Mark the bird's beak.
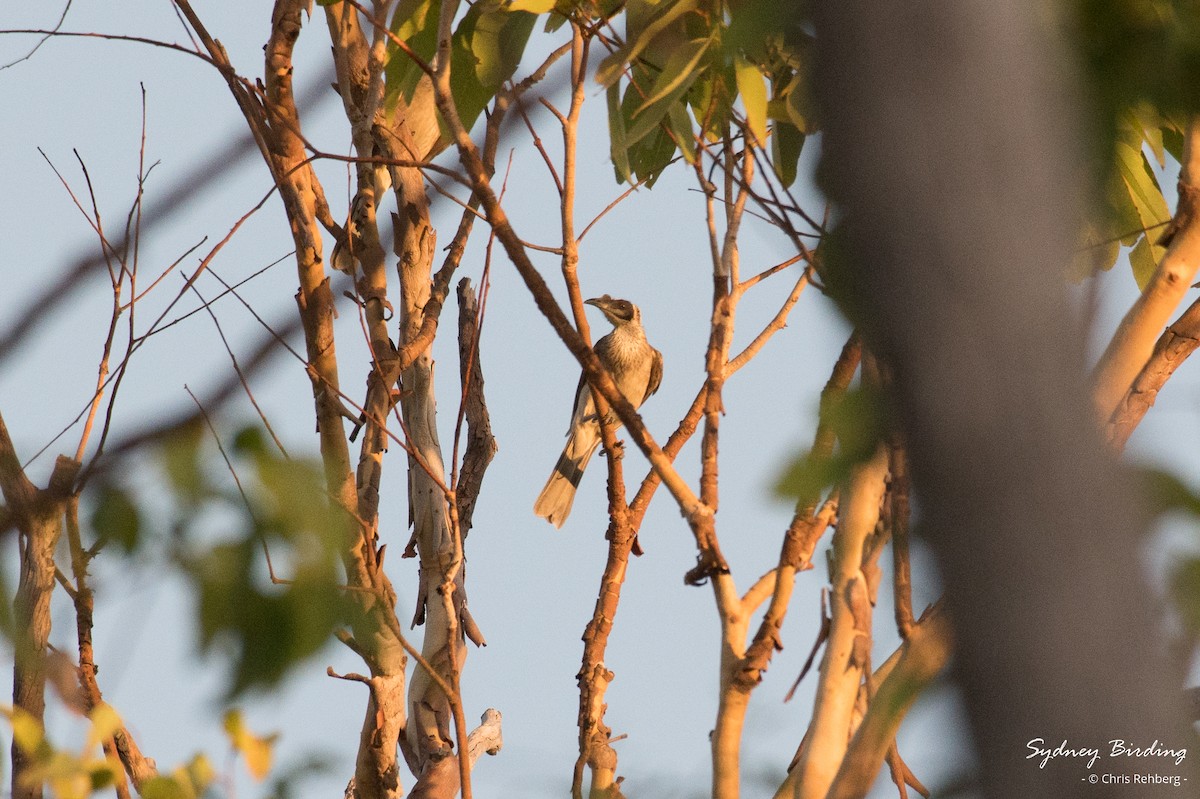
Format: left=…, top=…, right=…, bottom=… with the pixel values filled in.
left=584, top=295, right=611, bottom=309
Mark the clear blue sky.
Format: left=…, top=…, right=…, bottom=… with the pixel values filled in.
left=3, top=3, right=1193, bottom=798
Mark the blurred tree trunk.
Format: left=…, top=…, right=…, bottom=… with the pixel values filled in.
left=812, top=2, right=1193, bottom=796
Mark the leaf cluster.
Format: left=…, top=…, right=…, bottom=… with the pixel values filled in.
left=385, top=0, right=539, bottom=134
left=1136, top=468, right=1200, bottom=644
left=137, top=424, right=353, bottom=697
left=2, top=705, right=124, bottom=799
left=380, top=0, right=813, bottom=188
left=597, top=0, right=813, bottom=186
left=1068, top=1, right=1200, bottom=283
left=1074, top=108, right=1183, bottom=287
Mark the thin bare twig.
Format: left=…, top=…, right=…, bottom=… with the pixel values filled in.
left=0, top=1, right=73, bottom=69
left=183, top=385, right=284, bottom=584
left=186, top=280, right=289, bottom=456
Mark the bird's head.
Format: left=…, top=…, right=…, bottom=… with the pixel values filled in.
left=585, top=294, right=639, bottom=327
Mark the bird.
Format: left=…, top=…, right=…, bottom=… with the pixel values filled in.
left=534, top=295, right=663, bottom=528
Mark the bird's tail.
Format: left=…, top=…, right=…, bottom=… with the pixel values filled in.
left=533, top=424, right=601, bottom=528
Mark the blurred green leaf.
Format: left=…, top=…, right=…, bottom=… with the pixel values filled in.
left=232, top=425, right=268, bottom=456
left=87, top=761, right=119, bottom=792
left=91, top=485, right=141, bottom=554
left=140, top=756, right=214, bottom=799
left=1139, top=467, right=1200, bottom=516
left=163, top=423, right=206, bottom=504
left=182, top=444, right=347, bottom=695
left=1124, top=105, right=1166, bottom=166
left=775, top=386, right=886, bottom=502
left=1072, top=0, right=1200, bottom=155
left=1172, top=558, right=1200, bottom=636
left=1069, top=222, right=1120, bottom=281
left=191, top=538, right=344, bottom=694
left=1104, top=167, right=1145, bottom=248
left=223, top=710, right=277, bottom=782
left=85, top=704, right=123, bottom=750
left=6, top=706, right=47, bottom=758
left=140, top=776, right=190, bottom=799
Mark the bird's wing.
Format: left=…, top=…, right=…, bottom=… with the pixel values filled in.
left=643, top=346, right=664, bottom=404
left=568, top=333, right=611, bottom=433
left=568, top=371, right=589, bottom=433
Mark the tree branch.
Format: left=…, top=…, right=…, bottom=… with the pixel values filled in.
left=1093, top=118, right=1200, bottom=419
left=825, top=612, right=951, bottom=799
left=1106, top=295, right=1200, bottom=451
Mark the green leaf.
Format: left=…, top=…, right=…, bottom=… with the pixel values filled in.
left=607, top=82, right=632, bottom=183
left=1124, top=105, right=1166, bottom=167
left=667, top=102, right=697, bottom=164
left=734, top=54, right=767, bottom=146
left=1104, top=168, right=1145, bottom=247
left=449, top=4, right=538, bottom=133
left=628, top=118, right=677, bottom=187
left=384, top=0, right=441, bottom=111
left=1115, top=138, right=1171, bottom=286
left=723, top=0, right=778, bottom=58
left=624, top=36, right=712, bottom=147
left=1128, top=233, right=1162, bottom=290
left=91, top=484, right=141, bottom=554
left=595, top=0, right=700, bottom=87
left=631, top=36, right=710, bottom=116
left=784, top=70, right=817, bottom=134
left=771, top=122, right=804, bottom=188
left=183, top=755, right=216, bottom=795
left=1115, top=138, right=1171, bottom=238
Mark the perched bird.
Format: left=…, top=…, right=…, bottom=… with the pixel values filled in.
left=534, top=295, right=663, bottom=528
